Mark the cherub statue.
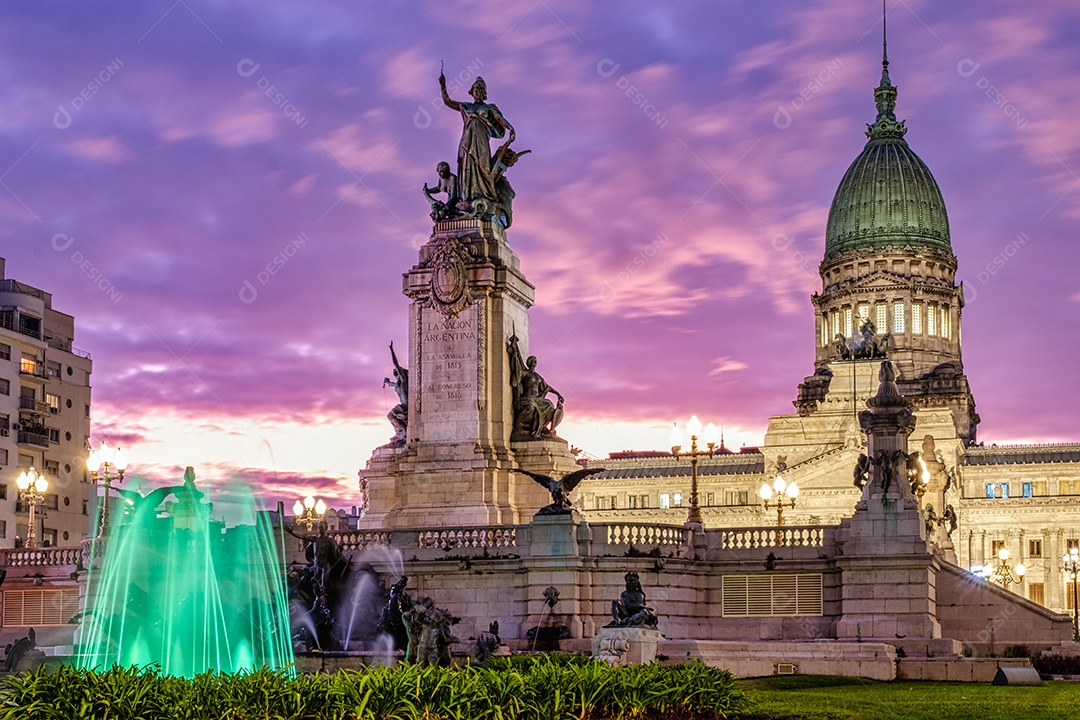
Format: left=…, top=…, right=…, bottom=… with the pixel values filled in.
left=853, top=453, right=872, bottom=490
left=422, top=161, right=460, bottom=221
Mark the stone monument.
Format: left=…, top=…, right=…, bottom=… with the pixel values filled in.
left=363, top=72, right=577, bottom=527
left=834, top=360, right=961, bottom=657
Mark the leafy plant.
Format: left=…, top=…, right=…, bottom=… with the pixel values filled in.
left=0, top=657, right=748, bottom=720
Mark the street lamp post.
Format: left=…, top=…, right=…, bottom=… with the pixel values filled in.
left=1063, top=548, right=1080, bottom=643
left=16, top=467, right=49, bottom=548
left=292, top=495, right=327, bottom=531
left=86, top=443, right=128, bottom=537
left=759, top=474, right=799, bottom=527
left=670, top=416, right=719, bottom=527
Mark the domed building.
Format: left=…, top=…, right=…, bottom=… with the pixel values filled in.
left=581, top=50, right=1080, bottom=620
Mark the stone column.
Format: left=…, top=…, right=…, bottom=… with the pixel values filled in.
left=1049, top=529, right=1063, bottom=609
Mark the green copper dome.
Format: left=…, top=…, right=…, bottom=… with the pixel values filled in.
left=824, top=64, right=951, bottom=261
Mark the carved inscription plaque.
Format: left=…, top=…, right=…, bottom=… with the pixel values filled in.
left=422, top=303, right=476, bottom=412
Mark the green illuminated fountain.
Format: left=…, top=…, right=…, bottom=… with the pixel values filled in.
left=77, top=468, right=294, bottom=678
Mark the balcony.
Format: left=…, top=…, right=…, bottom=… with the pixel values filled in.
left=17, top=431, right=50, bottom=448
left=18, top=397, right=50, bottom=414
left=19, top=359, right=48, bottom=379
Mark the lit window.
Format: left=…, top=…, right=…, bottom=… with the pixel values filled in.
left=659, top=493, right=670, bottom=509
left=1022, top=482, right=1033, bottom=498
left=844, top=308, right=852, bottom=337
left=1000, top=483, right=1009, bottom=499
left=858, top=305, right=869, bottom=321
left=940, top=307, right=949, bottom=338
left=832, top=312, right=839, bottom=338
left=985, top=483, right=995, bottom=498
left=876, top=304, right=887, bottom=334
left=46, top=393, right=60, bottom=414
left=927, top=304, right=936, bottom=335
left=912, top=304, right=922, bottom=334
left=893, top=303, right=905, bottom=333
left=673, top=493, right=683, bottom=507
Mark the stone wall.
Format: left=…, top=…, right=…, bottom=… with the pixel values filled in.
left=935, top=561, right=1072, bottom=656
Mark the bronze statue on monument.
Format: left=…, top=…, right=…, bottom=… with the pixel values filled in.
left=607, top=572, right=658, bottom=629
left=510, top=466, right=606, bottom=515
left=437, top=71, right=529, bottom=228
left=508, top=333, right=564, bottom=439
left=383, top=341, right=408, bottom=446
left=422, top=161, right=459, bottom=222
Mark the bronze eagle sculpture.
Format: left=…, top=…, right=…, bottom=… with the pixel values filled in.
left=510, top=467, right=606, bottom=515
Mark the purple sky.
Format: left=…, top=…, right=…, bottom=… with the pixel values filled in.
left=3, top=1, right=1079, bottom=507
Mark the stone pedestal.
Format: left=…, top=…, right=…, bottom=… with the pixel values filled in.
left=363, top=219, right=577, bottom=527
left=592, top=627, right=662, bottom=665
left=11, top=648, right=46, bottom=673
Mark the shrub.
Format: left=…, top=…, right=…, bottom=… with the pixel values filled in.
left=1000, top=644, right=1032, bottom=658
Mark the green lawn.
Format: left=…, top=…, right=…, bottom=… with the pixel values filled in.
left=734, top=675, right=1078, bottom=720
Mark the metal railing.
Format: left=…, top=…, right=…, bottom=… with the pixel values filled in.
left=17, top=431, right=50, bottom=448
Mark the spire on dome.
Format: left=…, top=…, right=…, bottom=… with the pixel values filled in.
left=881, top=0, right=891, bottom=86
left=867, top=0, right=906, bottom=140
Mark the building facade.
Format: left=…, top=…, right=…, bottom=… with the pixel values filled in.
left=0, top=257, right=93, bottom=547
left=580, top=57, right=1080, bottom=617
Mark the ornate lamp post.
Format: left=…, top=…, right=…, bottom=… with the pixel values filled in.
left=292, top=495, right=327, bottom=531
left=1063, top=548, right=1080, bottom=642
left=16, top=467, right=49, bottom=548
left=86, top=443, right=128, bottom=537
left=759, top=474, right=799, bottom=526
left=670, top=416, right=718, bottom=527
left=974, top=547, right=1026, bottom=588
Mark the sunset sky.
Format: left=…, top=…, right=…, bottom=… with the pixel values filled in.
left=2, top=1, right=1079, bottom=507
